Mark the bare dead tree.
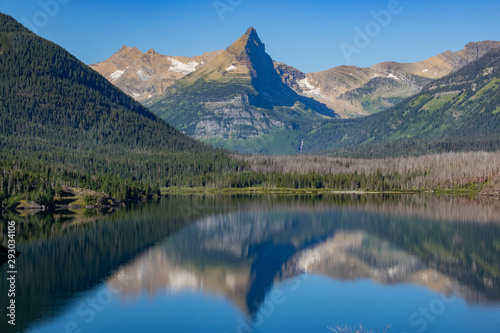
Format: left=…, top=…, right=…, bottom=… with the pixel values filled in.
left=233, top=151, right=500, bottom=190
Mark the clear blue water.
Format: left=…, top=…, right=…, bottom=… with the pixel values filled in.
left=2, top=194, right=500, bottom=333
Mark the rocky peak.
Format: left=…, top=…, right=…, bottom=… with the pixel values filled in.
left=243, top=27, right=262, bottom=47
left=226, top=27, right=266, bottom=63
left=111, top=45, right=143, bottom=63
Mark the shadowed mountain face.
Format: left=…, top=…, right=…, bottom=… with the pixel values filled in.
left=146, top=28, right=337, bottom=141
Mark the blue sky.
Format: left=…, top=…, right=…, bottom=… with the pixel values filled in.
left=1, top=0, right=499, bottom=73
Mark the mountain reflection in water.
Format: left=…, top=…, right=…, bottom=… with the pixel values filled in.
left=106, top=195, right=500, bottom=318
left=1, top=194, right=499, bottom=333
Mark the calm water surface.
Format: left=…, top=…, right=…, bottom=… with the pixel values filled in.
left=1, top=194, right=500, bottom=333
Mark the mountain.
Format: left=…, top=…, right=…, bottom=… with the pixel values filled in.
left=144, top=27, right=337, bottom=152
left=0, top=12, right=237, bottom=203
left=303, top=48, right=500, bottom=155
left=90, top=46, right=223, bottom=101
left=277, top=41, right=500, bottom=118
left=87, top=26, right=500, bottom=154
left=93, top=31, right=500, bottom=123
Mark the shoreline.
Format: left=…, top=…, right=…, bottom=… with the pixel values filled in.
left=3, top=186, right=497, bottom=213
left=161, top=186, right=489, bottom=197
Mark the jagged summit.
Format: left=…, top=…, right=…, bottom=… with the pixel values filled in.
left=184, top=27, right=269, bottom=80
left=170, top=27, right=336, bottom=111
left=245, top=26, right=257, bottom=35
left=147, top=27, right=337, bottom=143
left=241, top=27, right=262, bottom=47
left=90, top=44, right=223, bottom=101
left=227, top=27, right=268, bottom=73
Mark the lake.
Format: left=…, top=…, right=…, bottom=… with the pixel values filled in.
left=1, top=194, right=500, bottom=333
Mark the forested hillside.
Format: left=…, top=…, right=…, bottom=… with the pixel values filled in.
left=303, top=48, right=500, bottom=156
left=0, top=13, right=241, bottom=207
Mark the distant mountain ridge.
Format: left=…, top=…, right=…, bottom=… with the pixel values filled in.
left=302, top=47, right=500, bottom=155
left=276, top=41, right=500, bottom=117
left=93, top=34, right=500, bottom=119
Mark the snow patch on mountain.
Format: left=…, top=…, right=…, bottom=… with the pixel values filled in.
left=226, top=65, right=237, bottom=71
left=110, top=70, right=124, bottom=80
left=388, top=74, right=400, bottom=81
left=168, top=57, right=198, bottom=75
left=298, top=78, right=324, bottom=98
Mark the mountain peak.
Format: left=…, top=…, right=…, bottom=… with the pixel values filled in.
left=115, top=45, right=142, bottom=55
left=243, top=27, right=262, bottom=47
left=226, top=27, right=265, bottom=61
left=244, top=27, right=257, bottom=36
left=147, top=25, right=337, bottom=141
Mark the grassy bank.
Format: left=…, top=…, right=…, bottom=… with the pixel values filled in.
left=161, top=186, right=481, bottom=196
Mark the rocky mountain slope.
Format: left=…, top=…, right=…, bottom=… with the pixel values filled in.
left=90, top=47, right=223, bottom=102
left=303, top=48, right=500, bottom=154
left=145, top=27, right=336, bottom=150
left=276, top=41, right=500, bottom=118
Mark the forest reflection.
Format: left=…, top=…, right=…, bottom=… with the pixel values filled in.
left=1, top=194, right=499, bottom=332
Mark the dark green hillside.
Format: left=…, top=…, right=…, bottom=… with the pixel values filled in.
left=303, top=48, right=500, bottom=156
left=0, top=13, right=206, bottom=152
left=0, top=13, right=240, bottom=206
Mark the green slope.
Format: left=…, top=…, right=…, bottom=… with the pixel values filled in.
left=303, top=48, right=500, bottom=156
